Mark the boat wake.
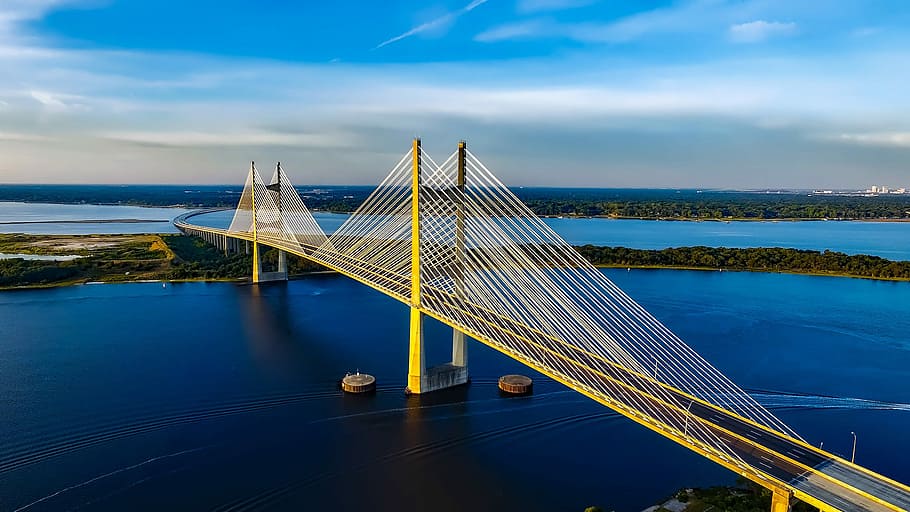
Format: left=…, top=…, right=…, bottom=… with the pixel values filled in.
left=750, top=389, right=910, bottom=412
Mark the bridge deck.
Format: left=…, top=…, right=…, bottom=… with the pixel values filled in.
left=174, top=216, right=910, bottom=512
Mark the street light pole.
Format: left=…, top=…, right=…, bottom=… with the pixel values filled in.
left=851, top=431, right=857, bottom=463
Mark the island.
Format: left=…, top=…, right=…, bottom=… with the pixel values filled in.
left=1, top=234, right=908, bottom=289
left=576, top=245, right=910, bottom=281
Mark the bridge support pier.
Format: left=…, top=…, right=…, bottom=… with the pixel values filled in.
left=770, top=489, right=792, bottom=512
left=251, top=245, right=288, bottom=284
left=405, top=308, right=469, bottom=395
left=453, top=330, right=467, bottom=367
left=252, top=241, right=261, bottom=283
left=406, top=307, right=425, bottom=393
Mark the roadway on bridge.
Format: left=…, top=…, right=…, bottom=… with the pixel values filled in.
left=423, top=289, right=910, bottom=512
left=174, top=215, right=910, bottom=512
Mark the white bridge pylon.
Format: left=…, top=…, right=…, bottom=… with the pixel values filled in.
left=228, top=162, right=328, bottom=252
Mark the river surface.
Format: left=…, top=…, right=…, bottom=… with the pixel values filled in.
left=1, top=270, right=908, bottom=511
left=0, top=202, right=190, bottom=235
left=191, top=209, right=910, bottom=260
left=0, top=253, right=83, bottom=261
left=2, top=202, right=910, bottom=259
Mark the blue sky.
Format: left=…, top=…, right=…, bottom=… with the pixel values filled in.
left=0, top=0, right=909, bottom=187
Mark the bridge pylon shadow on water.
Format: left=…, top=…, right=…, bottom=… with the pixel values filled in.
left=174, top=139, right=910, bottom=512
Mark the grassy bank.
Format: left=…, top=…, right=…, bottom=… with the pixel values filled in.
left=0, top=233, right=323, bottom=289
left=3, top=234, right=908, bottom=289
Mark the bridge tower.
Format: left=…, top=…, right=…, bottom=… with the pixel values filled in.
left=250, top=161, right=262, bottom=283
left=452, top=141, right=468, bottom=370
left=248, top=161, right=289, bottom=284
left=406, top=138, right=470, bottom=394
left=266, top=162, right=289, bottom=281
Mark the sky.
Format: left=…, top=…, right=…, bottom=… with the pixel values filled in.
left=0, top=0, right=909, bottom=188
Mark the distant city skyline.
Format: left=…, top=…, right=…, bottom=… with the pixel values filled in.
left=0, top=1, right=909, bottom=188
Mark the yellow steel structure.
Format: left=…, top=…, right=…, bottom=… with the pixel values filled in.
left=173, top=222, right=909, bottom=512
left=407, top=138, right=425, bottom=394
left=173, top=142, right=910, bottom=512
left=772, top=490, right=794, bottom=512
left=250, top=161, right=260, bottom=284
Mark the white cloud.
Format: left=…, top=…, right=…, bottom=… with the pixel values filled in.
left=478, top=0, right=809, bottom=44
left=0, top=131, right=49, bottom=142
left=375, top=0, right=489, bottom=49
left=728, top=20, right=797, bottom=43
left=0, top=1, right=88, bottom=38
left=343, top=82, right=775, bottom=122
left=833, top=132, right=910, bottom=148
left=0, top=0, right=909, bottom=187
left=517, top=0, right=597, bottom=14
left=30, top=90, right=87, bottom=110
left=584, top=0, right=717, bottom=42
left=100, top=130, right=359, bottom=148
left=0, top=44, right=62, bottom=59
left=477, top=0, right=742, bottom=43
left=475, top=20, right=551, bottom=42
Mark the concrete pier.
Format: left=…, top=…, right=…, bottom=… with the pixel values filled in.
left=499, top=374, right=533, bottom=395
left=341, top=372, right=376, bottom=393
left=253, top=249, right=288, bottom=283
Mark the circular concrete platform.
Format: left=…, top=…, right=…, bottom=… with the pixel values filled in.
left=498, top=374, right=533, bottom=395
left=341, top=372, right=376, bottom=393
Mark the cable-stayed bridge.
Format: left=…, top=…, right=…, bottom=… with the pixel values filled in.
left=174, top=139, right=910, bottom=512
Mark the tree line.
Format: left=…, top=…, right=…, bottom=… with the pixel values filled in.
left=575, top=245, right=910, bottom=279
left=523, top=195, right=910, bottom=219
left=3, top=185, right=910, bottom=219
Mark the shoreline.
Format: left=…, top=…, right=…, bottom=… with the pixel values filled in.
left=0, top=269, right=340, bottom=291
left=1, top=264, right=904, bottom=291
left=542, top=214, right=910, bottom=222
left=2, top=234, right=907, bottom=290
left=2, top=200, right=909, bottom=223
left=595, top=264, right=910, bottom=282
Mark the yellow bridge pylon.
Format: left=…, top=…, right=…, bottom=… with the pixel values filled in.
left=174, top=139, right=910, bottom=512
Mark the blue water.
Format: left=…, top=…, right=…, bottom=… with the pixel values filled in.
left=3, top=202, right=909, bottom=260
left=189, top=210, right=910, bottom=260
left=0, top=202, right=190, bottom=235
left=0, top=271, right=908, bottom=511
left=546, top=217, right=910, bottom=260
left=0, top=253, right=82, bottom=261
